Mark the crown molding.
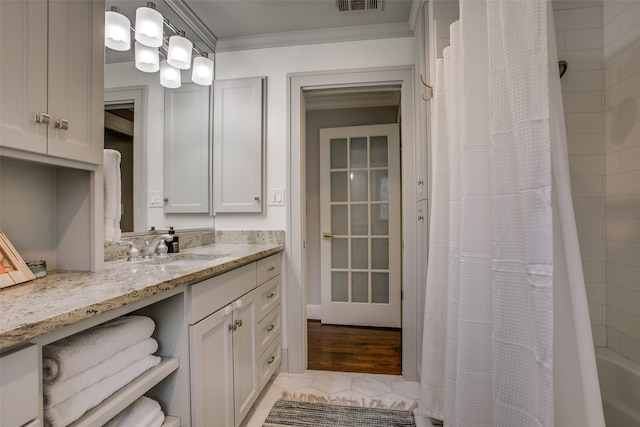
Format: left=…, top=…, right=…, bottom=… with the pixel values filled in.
left=163, top=0, right=218, bottom=52
left=216, top=22, right=414, bottom=53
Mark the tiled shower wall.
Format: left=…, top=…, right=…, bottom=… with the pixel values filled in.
left=555, top=5, right=607, bottom=346
left=603, top=0, right=640, bottom=364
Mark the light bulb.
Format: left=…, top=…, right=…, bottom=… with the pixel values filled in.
left=167, top=33, right=193, bottom=70
left=135, top=3, right=164, bottom=48
left=160, top=60, right=181, bottom=88
left=191, top=55, right=213, bottom=86
left=135, top=42, right=159, bottom=73
left=105, top=7, right=131, bottom=51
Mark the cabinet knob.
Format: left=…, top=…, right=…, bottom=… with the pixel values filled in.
left=254, top=195, right=260, bottom=201
left=267, top=292, right=275, bottom=299
left=418, top=215, right=424, bottom=221
left=418, top=180, right=424, bottom=186
left=235, top=319, right=243, bottom=328
left=55, top=119, right=69, bottom=130
left=267, top=324, right=275, bottom=332
left=268, top=266, right=276, bottom=272
left=267, top=356, right=276, bottom=365
left=35, top=113, right=50, bottom=125
left=229, top=323, right=236, bottom=331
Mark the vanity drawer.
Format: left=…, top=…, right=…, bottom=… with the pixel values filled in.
left=256, top=253, right=281, bottom=285
left=189, top=263, right=256, bottom=324
left=257, top=276, right=281, bottom=321
left=258, top=306, right=281, bottom=356
left=0, top=344, right=39, bottom=427
left=258, top=334, right=282, bottom=392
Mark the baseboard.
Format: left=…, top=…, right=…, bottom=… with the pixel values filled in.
left=306, top=304, right=321, bottom=320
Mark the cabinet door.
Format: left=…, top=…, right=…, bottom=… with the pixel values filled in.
left=0, top=0, right=48, bottom=154
left=164, top=83, right=211, bottom=213
left=233, top=289, right=259, bottom=426
left=47, top=0, right=104, bottom=164
left=190, top=307, right=234, bottom=427
left=213, top=77, right=265, bottom=213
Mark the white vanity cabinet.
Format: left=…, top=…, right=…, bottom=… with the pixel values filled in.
left=0, top=0, right=104, bottom=166
left=188, top=263, right=260, bottom=427
left=255, top=255, right=282, bottom=391
left=0, top=345, right=40, bottom=427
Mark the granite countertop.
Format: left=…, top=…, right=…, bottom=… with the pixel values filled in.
left=0, top=243, right=284, bottom=351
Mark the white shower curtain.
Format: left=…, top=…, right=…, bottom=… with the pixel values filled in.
left=419, top=1, right=605, bottom=426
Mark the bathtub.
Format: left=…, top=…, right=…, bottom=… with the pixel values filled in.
left=595, top=348, right=640, bottom=427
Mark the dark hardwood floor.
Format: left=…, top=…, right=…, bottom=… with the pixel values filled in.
left=306, top=320, right=402, bottom=375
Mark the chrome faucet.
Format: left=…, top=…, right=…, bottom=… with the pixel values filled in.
left=142, top=234, right=173, bottom=257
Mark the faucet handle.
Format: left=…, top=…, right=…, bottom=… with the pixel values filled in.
left=157, top=239, right=168, bottom=256
left=119, top=241, right=141, bottom=261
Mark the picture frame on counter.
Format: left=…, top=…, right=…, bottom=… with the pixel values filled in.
left=0, top=229, right=36, bottom=288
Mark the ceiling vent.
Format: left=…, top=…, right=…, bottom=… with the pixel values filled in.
left=336, top=0, right=382, bottom=12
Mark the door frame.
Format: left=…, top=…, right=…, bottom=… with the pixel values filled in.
left=286, top=66, right=419, bottom=380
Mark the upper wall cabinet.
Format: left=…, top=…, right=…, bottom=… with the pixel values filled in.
left=0, top=0, right=104, bottom=167
left=213, top=77, right=266, bottom=214
left=164, top=82, right=212, bottom=214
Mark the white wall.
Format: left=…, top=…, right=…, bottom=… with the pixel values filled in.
left=603, top=0, right=640, bottom=364
left=214, top=37, right=416, bottom=231
left=554, top=4, right=607, bottom=346
left=104, top=63, right=214, bottom=232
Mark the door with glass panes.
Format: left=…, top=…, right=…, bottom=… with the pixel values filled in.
left=319, top=124, right=401, bottom=327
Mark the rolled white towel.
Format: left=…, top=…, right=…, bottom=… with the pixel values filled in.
left=148, top=409, right=166, bottom=427
left=44, top=354, right=161, bottom=427
left=104, top=396, right=164, bottom=427
left=44, top=338, right=158, bottom=408
left=43, top=316, right=155, bottom=382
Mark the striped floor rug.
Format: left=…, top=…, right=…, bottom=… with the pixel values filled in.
left=263, top=399, right=416, bottom=427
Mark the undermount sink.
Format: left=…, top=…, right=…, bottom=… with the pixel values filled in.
left=138, top=253, right=230, bottom=267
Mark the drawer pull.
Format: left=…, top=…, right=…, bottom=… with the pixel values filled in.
left=229, top=323, right=236, bottom=331
left=267, top=324, right=275, bottom=332
left=235, top=319, right=243, bottom=328
left=267, top=293, right=275, bottom=299
left=267, top=356, right=275, bottom=365
left=268, top=266, right=276, bottom=272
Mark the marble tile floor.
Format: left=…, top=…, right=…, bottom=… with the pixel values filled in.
left=241, top=369, right=439, bottom=427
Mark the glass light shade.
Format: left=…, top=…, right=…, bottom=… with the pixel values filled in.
left=135, top=6, right=164, bottom=47
left=105, top=10, right=131, bottom=51
left=191, top=56, right=214, bottom=86
left=160, top=60, right=181, bottom=88
left=135, top=42, right=159, bottom=72
left=167, top=35, right=193, bottom=69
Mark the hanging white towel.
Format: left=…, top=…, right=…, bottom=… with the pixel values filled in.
left=43, top=337, right=159, bottom=408
left=104, top=149, right=122, bottom=242
left=43, top=316, right=155, bottom=382
left=104, top=396, right=165, bottom=427
left=44, top=354, right=161, bottom=427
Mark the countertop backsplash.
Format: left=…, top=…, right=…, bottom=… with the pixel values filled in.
left=104, top=229, right=285, bottom=261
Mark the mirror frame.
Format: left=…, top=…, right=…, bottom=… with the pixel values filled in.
left=104, top=86, right=148, bottom=233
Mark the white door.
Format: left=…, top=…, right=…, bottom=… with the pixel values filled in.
left=320, top=124, right=401, bottom=328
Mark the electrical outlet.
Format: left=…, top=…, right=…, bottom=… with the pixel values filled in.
left=149, top=191, right=163, bottom=208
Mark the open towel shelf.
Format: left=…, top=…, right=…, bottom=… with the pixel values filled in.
left=68, top=357, right=179, bottom=427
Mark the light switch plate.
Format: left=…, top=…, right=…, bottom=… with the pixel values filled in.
left=149, top=191, right=163, bottom=208
left=267, top=188, right=285, bottom=206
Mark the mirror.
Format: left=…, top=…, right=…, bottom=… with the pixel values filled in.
left=104, top=0, right=216, bottom=234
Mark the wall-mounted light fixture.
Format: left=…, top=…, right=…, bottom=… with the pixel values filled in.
left=105, top=2, right=214, bottom=88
